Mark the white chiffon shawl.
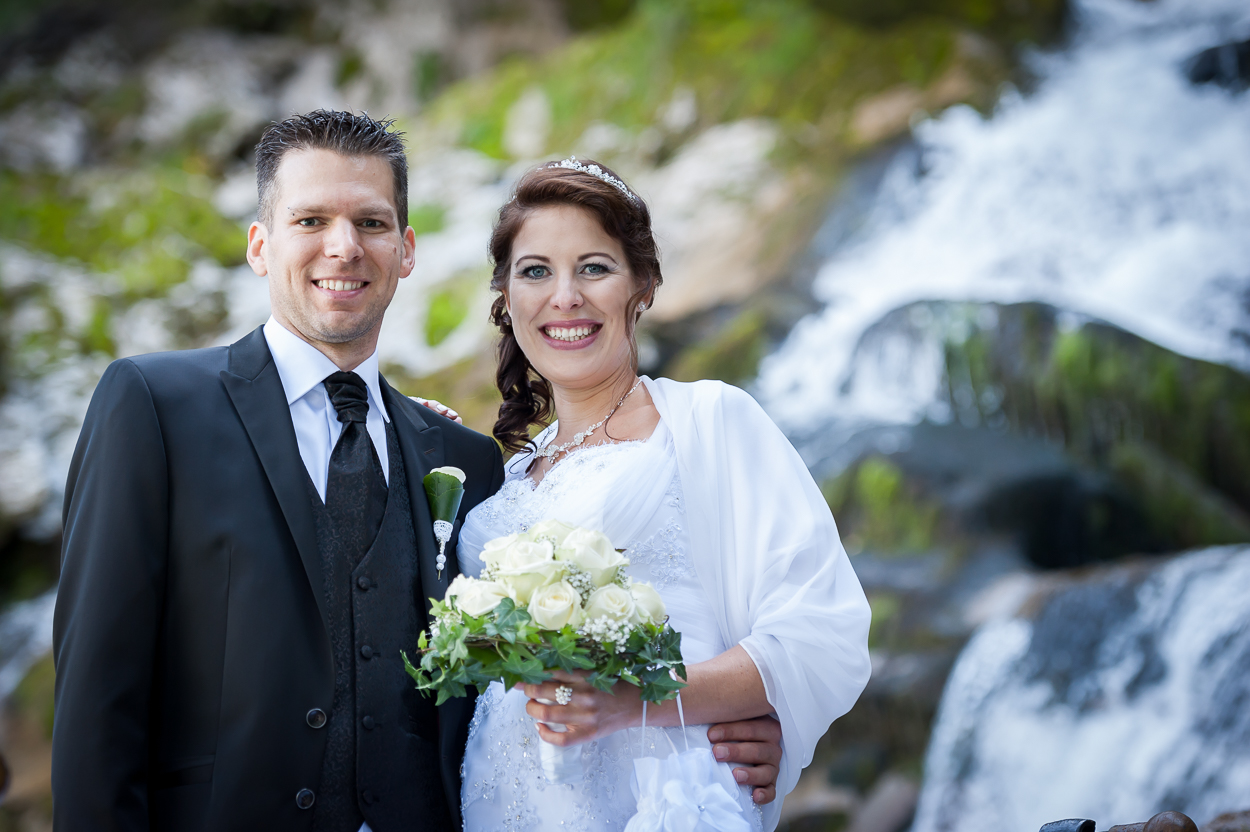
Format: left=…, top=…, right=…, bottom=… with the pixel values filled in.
left=643, top=377, right=871, bottom=831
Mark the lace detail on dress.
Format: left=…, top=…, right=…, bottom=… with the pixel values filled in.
left=469, top=441, right=645, bottom=542
left=625, top=521, right=690, bottom=589
left=625, top=477, right=692, bottom=589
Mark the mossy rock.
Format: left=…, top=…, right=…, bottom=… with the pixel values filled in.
left=430, top=0, right=975, bottom=161
left=822, top=455, right=943, bottom=556
left=0, top=166, right=245, bottom=295
left=939, top=302, right=1250, bottom=552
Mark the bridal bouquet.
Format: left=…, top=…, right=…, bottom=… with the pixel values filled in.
left=403, top=520, right=686, bottom=710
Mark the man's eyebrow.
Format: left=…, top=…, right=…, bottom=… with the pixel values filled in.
left=286, top=203, right=396, bottom=218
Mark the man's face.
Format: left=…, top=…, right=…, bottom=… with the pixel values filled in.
left=247, top=148, right=415, bottom=355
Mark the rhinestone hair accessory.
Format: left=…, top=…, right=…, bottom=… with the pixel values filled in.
left=545, top=156, right=639, bottom=204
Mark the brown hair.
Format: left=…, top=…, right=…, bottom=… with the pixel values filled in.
left=254, top=109, right=408, bottom=228
left=488, top=161, right=663, bottom=454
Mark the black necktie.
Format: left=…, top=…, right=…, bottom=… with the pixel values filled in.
left=323, top=371, right=388, bottom=562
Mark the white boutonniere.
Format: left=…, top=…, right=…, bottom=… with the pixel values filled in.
left=423, top=466, right=466, bottom=579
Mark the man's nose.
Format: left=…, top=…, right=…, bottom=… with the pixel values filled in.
left=323, top=218, right=363, bottom=260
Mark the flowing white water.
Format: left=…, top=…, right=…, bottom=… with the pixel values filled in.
left=912, top=546, right=1250, bottom=830
left=758, top=0, right=1250, bottom=439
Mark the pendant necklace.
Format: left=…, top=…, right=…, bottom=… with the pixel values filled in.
left=536, top=377, right=644, bottom=462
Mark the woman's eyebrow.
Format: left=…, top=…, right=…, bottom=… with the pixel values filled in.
left=578, top=252, right=619, bottom=263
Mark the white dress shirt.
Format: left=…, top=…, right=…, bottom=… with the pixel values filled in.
left=263, top=317, right=390, bottom=502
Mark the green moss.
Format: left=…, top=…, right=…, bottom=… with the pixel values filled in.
left=0, top=167, right=245, bottom=296
left=806, top=0, right=1067, bottom=44
left=13, top=653, right=56, bottom=740
left=867, top=591, right=901, bottom=649
left=939, top=301, right=1250, bottom=549
left=430, top=0, right=965, bottom=160
left=424, top=273, right=481, bottom=347
left=409, top=202, right=447, bottom=237
left=823, top=456, right=941, bottom=554
left=667, top=308, right=769, bottom=386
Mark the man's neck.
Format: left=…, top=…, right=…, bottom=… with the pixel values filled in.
left=272, top=315, right=378, bottom=372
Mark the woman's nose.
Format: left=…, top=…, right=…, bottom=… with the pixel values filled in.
left=549, top=272, right=583, bottom=309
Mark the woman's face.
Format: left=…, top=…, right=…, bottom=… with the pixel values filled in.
left=504, top=204, right=639, bottom=393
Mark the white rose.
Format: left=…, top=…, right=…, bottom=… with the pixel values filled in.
left=527, top=519, right=578, bottom=548
left=629, top=582, right=666, bottom=625
left=493, top=539, right=565, bottom=604
left=527, top=581, right=585, bottom=630
left=583, top=584, right=637, bottom=625
left=555, top=528, right=627, bottom=587
left=480, top=533, right=520, bottom=568
left=429, top=465, right=466, bottom=483
left=446, top=576, right=510, bottom=618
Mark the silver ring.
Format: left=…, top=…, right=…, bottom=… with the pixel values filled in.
left=555, top=684, right=573, bottom=706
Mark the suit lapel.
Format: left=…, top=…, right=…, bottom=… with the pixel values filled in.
left=380, top=380, right=450, bottom=607
left=219, top=327, right=329, bottom=632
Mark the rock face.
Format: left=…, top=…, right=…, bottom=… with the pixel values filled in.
left=911, top=546, right=1250, bottom=832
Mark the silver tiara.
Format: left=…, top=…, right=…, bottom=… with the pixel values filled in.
left=545, top=156, right=639, bottom=204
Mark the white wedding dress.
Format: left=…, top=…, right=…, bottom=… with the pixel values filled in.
left=456, top=378, right=873, bottom=832
left=457, top=419, right=763, bottom=831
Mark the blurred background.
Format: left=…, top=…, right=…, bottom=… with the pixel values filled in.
left=1, top=0, right=1248, bottom=829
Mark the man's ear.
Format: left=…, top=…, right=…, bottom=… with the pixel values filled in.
left=246, top=222, right=268, bottom=277
left=399, top=225, right=417, bottom=279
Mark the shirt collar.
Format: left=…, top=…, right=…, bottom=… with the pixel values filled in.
left=262, top=317, right=390, bottom=422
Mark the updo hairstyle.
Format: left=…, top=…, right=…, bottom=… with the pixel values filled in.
left=488, top=161, right=663, bottom=455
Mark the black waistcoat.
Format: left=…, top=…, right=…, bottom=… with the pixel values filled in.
left=306, top=421, right=448, bottom=832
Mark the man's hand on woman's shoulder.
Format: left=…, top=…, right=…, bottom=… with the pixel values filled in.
left=707, top=715, right=782, bottom=805
left=409, top=396, right=463, bottom=424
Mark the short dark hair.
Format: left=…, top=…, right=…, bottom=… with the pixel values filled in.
left=254, top=110, right=409, bottom=228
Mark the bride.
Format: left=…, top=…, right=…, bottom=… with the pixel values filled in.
left=455, top=159, right=872, bottom=831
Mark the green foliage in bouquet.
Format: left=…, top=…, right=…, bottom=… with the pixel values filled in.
left=402, top=521, right=687, bottom=706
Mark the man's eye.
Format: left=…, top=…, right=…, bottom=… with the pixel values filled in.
left=298, top=218, right=319, bottom=227
left=362, top=219, right=382, bottom=228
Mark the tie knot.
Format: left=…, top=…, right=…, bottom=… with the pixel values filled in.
left=323, top=371, right=370, bottom=424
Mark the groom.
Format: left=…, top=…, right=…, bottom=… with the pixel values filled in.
left=51, top=110, right=781, bottom=831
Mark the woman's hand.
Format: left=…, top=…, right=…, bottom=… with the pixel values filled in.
left=521, top=670, right=644, bottom=746
left=409, top=396, right=463, bottom=424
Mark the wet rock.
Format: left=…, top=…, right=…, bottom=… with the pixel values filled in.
left=847, top=772, right=919, bottom=832
left=1107, top=810, right=1199, bottom=832
left=1039, top=821, right=1094, bottom=832
left=1185, top=40, right=1250, bottom=91
left=1205, top=810, right=1250, bottom=832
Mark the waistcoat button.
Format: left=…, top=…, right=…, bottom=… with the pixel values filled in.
left=360, top=645, right=373, bottom=659
left=362, top=715, right=375, bottom=730
left=305, top=708, right=327, bottom=729
left=361, top=788, right=375, bottom=805
left=295, top=788, right=315, bottom=809
left=357, top=576, right=371, bottom=590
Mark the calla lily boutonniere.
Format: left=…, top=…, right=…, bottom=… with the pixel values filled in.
left=423, top=466, right=466, bottom=579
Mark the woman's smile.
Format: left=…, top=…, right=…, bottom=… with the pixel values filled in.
left=541, top=320, right=603, bottom=348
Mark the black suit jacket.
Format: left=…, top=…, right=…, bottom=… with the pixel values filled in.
left=52, top=327, right=503, bottom=831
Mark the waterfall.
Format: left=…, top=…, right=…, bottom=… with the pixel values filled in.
left=911, top=546, right=1250, bottom=830
left=757, top=0, right=1250, bottom=450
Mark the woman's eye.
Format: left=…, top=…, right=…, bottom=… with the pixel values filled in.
left=521, top=265, right=549, bottom=278
left=583, top=263, right=609, bottom=275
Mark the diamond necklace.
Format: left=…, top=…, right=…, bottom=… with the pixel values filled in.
left=535, top=377, right=644, bottom=462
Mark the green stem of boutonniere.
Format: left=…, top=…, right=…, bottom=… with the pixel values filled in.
left=423, top=466, right=466, bottom=579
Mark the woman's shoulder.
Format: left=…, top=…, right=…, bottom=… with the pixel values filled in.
left=648, top=376, right=772, bottom=424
